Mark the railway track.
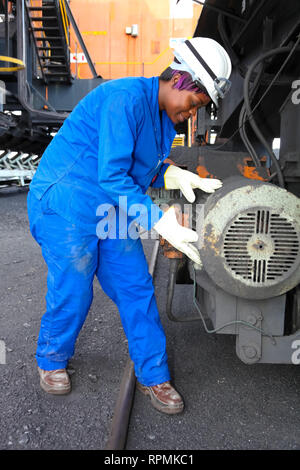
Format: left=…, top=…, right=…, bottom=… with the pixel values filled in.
left=105, top=239, right=160, bottom=451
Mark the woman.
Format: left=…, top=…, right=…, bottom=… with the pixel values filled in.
left=27, top=37, right=231, bottom=414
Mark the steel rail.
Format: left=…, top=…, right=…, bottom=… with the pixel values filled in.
left=105, top=238, right=160, bottom=450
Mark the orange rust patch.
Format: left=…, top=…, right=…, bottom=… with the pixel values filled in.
left=161, top=209, right=189, bottom=258
left=237, top=157, right=270, bottom=181
left=196, top=165, right=215, bottom=179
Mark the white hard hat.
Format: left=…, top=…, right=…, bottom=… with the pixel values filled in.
left=170, top=37, right=232, bottom=107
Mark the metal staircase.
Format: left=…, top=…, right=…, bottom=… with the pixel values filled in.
left=0, top=0, right=101, bottom=186
left=25, top=0, right=72, bottom=83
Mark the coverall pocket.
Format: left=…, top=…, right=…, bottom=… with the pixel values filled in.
left=40, top=187, right=58, bottom=216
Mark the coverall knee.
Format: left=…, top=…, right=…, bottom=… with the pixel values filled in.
left=28, top=191, right=98, bottom=370
left=96, top=232, right=171, bottom=386
left=27, top=191, right=170, bottom=385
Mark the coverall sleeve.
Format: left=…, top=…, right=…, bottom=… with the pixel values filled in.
left=150, top=162, right=170, bottom=188
left=97, top=91, right=164, bottom=231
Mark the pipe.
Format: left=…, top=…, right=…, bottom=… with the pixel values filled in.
left=217, top=12, right=294, bottom=85
left=5, top=0, right=9, bottom=59
left=243, top=45, right=300, bottom=188
left=105, top=238, right=160, bottom=450
left=239, top=63, right=264, bottom=167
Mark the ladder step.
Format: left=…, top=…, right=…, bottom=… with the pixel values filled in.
left=42, top=64, right=67, bottom=68
left=30, top=17, right=58, bottom=21
left=27, top=6, right=56, bottom=11
left=36, top=37, right=64, bottom=41
left=39, top=55, right=65, bottom=60
left=44, top=72, right=69, bottom=76
left=33, top=27, right=60, bottom=31
left=37, top=46, right=64, bottom=50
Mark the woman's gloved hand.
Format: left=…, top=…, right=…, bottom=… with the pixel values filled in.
left=164, top=165, right=222, bottom=202
left=153, top=206, right=201, bottom=265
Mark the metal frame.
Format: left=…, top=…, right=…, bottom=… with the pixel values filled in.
left=192, top=0, right=247, bottom=23
left=165, top=0, right=300, bottom=365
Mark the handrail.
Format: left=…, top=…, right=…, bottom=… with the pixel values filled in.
left=59, top=0, right=69, bottom=47
left=0, top=55, right=25, bottom=72
left=63, top=0, right=98, bottom=78
left=25, top=0, right=47, bottom=82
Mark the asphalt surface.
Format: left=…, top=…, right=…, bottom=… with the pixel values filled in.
left=0, top=187, right=299, bottom=450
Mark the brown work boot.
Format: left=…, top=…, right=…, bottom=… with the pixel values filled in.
left=137, top=381, right=184, bottom=415
left=38, top=367, right=71, bottom=395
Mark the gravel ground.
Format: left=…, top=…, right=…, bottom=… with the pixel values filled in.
left=0, top=187, right=299, bottom=451
left=0, top=187, right=130, bottom=450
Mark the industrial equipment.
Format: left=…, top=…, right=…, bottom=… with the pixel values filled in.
left=0, top=0, right=103, bottom=186
left=0, top=0, right=299, bottom=364
left=159, top=0, right=300, bottom=364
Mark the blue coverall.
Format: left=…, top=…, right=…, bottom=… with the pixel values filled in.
left=27, top=76, right=176, bottom=386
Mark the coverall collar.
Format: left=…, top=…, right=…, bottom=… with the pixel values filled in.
left=150, top=77, right=175, bottom=162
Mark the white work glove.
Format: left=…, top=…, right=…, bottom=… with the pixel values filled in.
left=164, top=165, right=222, bottom=202
left=153, top=206, right=201, bottom=265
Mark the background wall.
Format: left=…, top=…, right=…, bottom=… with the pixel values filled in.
left=68, top=0, right=202, bottom=79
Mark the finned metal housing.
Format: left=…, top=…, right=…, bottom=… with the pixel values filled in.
left=198, top=177, right=300, bottom=300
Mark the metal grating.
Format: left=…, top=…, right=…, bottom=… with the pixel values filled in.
left=223, top=210, right=300, bottom=284
left=0, top=150, right=41, bottom=186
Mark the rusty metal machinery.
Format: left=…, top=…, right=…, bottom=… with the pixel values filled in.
left=156, top=0, right=300, bottom=365
left=158, top=174, right=300, bottom=365
left=0, top=0, right=299, bottom=364
left=197, top=176, right=300, bottom=300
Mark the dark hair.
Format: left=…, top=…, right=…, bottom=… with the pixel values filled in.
left=159, top=67, right=209, bottom=96
left=159, top=66, right=174, bottom=81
